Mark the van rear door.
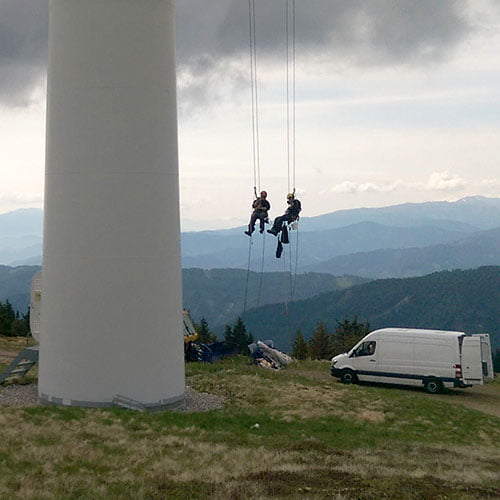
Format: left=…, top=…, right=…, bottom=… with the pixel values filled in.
left=461, top=336, right=484, bottom=386
left=472, top=334, right=495, bottom=380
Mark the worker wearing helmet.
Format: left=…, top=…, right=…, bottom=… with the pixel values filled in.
left=267, top=192, right=301, bottom=236
left=245, top=190, right=271, bottom=236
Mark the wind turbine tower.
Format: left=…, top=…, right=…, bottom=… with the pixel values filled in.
left=39, top=0, right=184, bottom=409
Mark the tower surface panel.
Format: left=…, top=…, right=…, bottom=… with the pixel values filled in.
left=40, top=0, right=184, bottom=408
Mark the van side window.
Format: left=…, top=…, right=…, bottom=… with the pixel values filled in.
left=354, top=341, right=376, bottom=357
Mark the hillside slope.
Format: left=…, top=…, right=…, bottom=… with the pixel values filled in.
left=240, top=266, right=500, bottom=352
left=0, top=265, right=366, bottom=327
left=183, top=268, right=367, bottom=327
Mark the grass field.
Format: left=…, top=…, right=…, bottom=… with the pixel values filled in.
left=0, top=356, right=499, bottom=499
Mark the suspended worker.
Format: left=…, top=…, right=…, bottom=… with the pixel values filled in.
left=245, top=190, right=271, bottom=236
left=267, top=192, right=301, bottom=237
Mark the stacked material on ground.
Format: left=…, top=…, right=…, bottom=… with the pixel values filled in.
left=249, top=340, right=293, bottom=370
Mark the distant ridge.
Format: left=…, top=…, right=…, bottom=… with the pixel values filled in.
left=301, top=196, right=500, bottom=232
left=303, top=226, right=500, bottom=278
left=2, top=197, right=500, bottom=271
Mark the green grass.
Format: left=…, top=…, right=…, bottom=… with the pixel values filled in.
left=0, top=356, right=499, bottom=500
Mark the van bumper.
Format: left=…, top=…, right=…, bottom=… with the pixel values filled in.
left=453, top=379, right=470, bottom=388
left=331, top=366, right=341, bottom=378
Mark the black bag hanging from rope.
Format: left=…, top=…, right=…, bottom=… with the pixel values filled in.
left=276, top=239, right=284, bottom=258
left=281, top=223, right=289, bottom=244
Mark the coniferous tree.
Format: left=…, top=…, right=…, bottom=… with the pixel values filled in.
left=291, top=330, right=308, bottom=360
left=0, top=301, right=18, bottom=337
left=331, top=316, right=370, bottom=356
left=493, top=349, right=500, bottom=374
left=195, top=317, right=217, bottom=343
left=224, top=317, right=253, bottom=354
left=308, top=322, right=331, bottom=360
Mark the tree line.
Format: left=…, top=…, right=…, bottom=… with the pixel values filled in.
left=0, top=300, right=30, bottom=337
left=290, top=317, right=370, bottom=360
left=194, top=314, right=369, bottom=361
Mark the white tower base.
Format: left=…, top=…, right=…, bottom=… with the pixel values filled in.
left=40, top=0, right=184, bottom=409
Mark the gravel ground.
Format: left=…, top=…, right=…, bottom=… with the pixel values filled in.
left=0, top=383, right=226, bottom=412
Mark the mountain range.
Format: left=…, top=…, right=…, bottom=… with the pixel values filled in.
left=1, top=197, right=500, bottom=277
left=303, top=227, right=500, bottom=278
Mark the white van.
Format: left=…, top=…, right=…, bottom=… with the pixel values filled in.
left=330, top=328, right=494, bottom=393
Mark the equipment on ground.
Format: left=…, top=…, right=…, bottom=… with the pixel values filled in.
left=0, top=346, right=39, bottom=384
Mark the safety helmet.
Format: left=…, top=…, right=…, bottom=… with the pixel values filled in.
left=287, top=193, right=294, bottom=200
left=260, top=190, right=267, bottom=197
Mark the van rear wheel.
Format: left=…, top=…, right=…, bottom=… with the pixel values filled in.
left=424, top=378, right=443, bottom=394
left=340, top=369, right=358, bottom=384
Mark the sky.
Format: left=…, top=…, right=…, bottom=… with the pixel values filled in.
left=0, top=0, right=499, bottom=231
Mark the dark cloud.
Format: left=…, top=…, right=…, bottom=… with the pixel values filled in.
left=0, top=0, right=48, bottom=107
left=0, top=0, right=473, bottom=108
left=177, top=0, right=471, bottom=111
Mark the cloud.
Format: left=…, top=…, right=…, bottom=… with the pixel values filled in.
left=0, top=0, right=474, bottom=108
left=0, top=0, right=48, bottom=107
left=0, top=191, right=43, bottom=209
left=329, top=171, right=467, bottom=194
left=426, top=171, right=466, bottom=191
left=176, top=0, right=472, bottom=109
left=330, top=179, right=405, bottom=194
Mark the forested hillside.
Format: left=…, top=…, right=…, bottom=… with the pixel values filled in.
left=239, top=266, right=500, bottom=352
left=0, top=265, right=40, bottom=313
left=183, top=268, right=367, bottom=328
left=0, top=265, right=367, bottom=328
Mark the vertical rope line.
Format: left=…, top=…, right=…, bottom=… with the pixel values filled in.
left=248, top=0, right=257, bottom=192
left=285, top=0, right=291, bottom=194
left=284, top=239, right=293, bottom=337
left=252, top=0, right=261, bottom=193
left=243, top=237, right=253, bottom=315
left=248, top=0, right=261, bottom=193
left=282, top=239, right=289, bottom=317
left=256, top=231, right=266, bottom=308
left=291, top=224, right=299, bottom=300
left=244, top=0, right=258, bottom=316
left=292, top=0, right=296, bottom=192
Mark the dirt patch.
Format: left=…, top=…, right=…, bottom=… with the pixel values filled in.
left=432, top=383, right=500, bottom=418
left=0, top=349, right=16, bottom=362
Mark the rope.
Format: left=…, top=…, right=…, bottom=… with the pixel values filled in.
left=256, top=230, right=266, bottom=308
left=248, top=0, right=261, bottom=194
left=242, top=236, right=253, bottom=315
left=285, top=0, right=296, bottom=194
left=283, top=0, right=297, bottom=335
left=286, top=0, right=291, bottom=194
left=291, top=223, right=299, bottom=300
left=292, top=0, right=296, bottom=193
left=282, top=240, right=289, bottom=317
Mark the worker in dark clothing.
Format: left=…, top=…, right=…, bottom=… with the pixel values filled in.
left=267, top=192, right=301, bottom=236
left=245, top=190, right=271, bottom=236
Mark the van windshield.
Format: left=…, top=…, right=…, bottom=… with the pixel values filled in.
left=353, top=341, right=376, bottom=357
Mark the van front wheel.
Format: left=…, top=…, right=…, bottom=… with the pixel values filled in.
left=340, top=369, right=358, bottom=384
left=424, top=378, right=443, bottom=394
